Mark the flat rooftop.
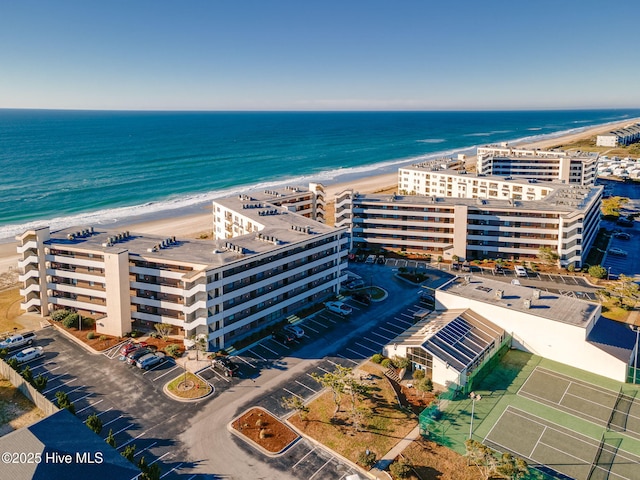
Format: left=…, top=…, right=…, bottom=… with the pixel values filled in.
left=47, top=211, right=342, bottom=269
left=437, top=275, right=600, bottom=328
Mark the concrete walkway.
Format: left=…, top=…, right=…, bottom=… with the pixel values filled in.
left=369, top=424, right=421, bottom=479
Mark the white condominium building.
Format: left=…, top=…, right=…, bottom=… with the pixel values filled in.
left=476, top=145, right=598, bottom=186
left=335, top=174, right=602, bottom=267
left=17, top=202, right=347, bottom=350
left=596, top=123, right=640, bottom=147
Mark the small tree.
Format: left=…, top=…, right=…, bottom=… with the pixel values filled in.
left=389, top=459, right=412, bottom=479
left=496, top=452, right=529, bottom=479
left=62, top=313, right=80, bottom=329
left=86, top=413, right=103, bottom=435
left=371, top=353, right=384, bottom=364
left=55, top=391, right=76, bottom=415
left=165, top=344, right=181, bottom=358
left=537, top=246, right=559, bottom=266
left=351, top=405, right=372, bottom=433
left=121, top=444, right=136, bottom=462
left=588, top=264, right=607, bottom=279
left=154, top=323, right=173, bottom=340
left=6, top=357, right=19, bottom=371
left=412, top=369, right=425, bottom=380
left=21, top=366, right=34, bottom=384
left=140, top=462, right=161, bottom=480
left=281, top=395, right=310, bottom=421
left=357, top=450, right=377, bottom=468
left=392, top=356, right=410, bottom=370
left=465, top=439, right=498, bottom=480
left=310, top=365, right=351, bottom=415
left=415, top=377, right=433, bottom=398
left=32, top=374, right=48, bottom=392
left=0, top=348, right=8, bottom=359
left=105, top=429, right=117, bottom=448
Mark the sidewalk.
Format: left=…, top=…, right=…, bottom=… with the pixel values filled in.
left=369, top=424, right=421, bottom=479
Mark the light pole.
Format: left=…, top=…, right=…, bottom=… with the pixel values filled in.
left=469, top=391, right=482, bottom=440
left=608, top=267, right=611, bottom=281
left=631, top=325, right=640, bottom=384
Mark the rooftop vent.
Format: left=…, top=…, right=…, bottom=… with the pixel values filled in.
left=495, top=290, right=503, bottom=299
left=524, top=299, right=531, bottom=309
left=532, top=289, right=540, bottom=300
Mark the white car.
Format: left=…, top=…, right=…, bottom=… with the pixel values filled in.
left=283, top=324, right=305, bottom=339
left=9, top=346, right=44, bottom=363
left=325, top=301, right=353, bottom=316
left=514, top=266, right=528, bottom=277
left=608, top=247, right=628, bottom=256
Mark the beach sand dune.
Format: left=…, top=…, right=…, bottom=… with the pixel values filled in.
left=1, top=117, right=638, bottom=275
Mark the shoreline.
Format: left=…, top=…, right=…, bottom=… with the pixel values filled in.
left=1, top=117, right=639, bottom=274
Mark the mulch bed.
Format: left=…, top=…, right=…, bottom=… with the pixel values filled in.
left=53, top=323, right=119, bottom=351
left=231, top=407, right=299, bottom=454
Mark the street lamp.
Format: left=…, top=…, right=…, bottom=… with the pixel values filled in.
left=469, top=391, right=482, bottom=440
left=608, top=267, right=611, bottom=281
left=631, top=325, right=640, bottom=385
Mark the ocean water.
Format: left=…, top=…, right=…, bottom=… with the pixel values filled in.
left=1, top=109, right=639, bottom=240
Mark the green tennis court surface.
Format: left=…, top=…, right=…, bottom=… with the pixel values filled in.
left=485, top=406, right=640, bottom=480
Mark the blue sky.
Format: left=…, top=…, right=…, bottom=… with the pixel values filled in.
left=1, top=0, right=639, bottom=111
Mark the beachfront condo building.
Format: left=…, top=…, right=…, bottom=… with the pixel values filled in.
left=335, top=172, right=602, bottom=267
left=16, top=203, right=348, bottom=349
left=596, top=123, right=640, bottom=147
left=476, top=145, right=598, bottom=186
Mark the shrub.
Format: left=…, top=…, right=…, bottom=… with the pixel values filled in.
left=412, top=369, right=425, bottom=380
left=567, top=264, right=576, bottom=272
left=390, top=459, right=411, bottom=479
left=588, top=264, right=607, bottom=279
left=381, top=358, right=393, bottom=368
left=87, top=332, right=96, bottom=340
left=62, top=313, right=80, bottom=329
left=81, top=317, right=95, bottom=329
left=32, top=374, right=48, bottom=392
left=98, top=335, right=107, bottom=343
left=51, top=309, right=72, bottom=321
left=357, top=450, right=377, bottom=468
left=437, top=256, right=443, bottom=263
left=165, top=344, right=181, bottom=357
left=371, top=353, right=384, bottom=364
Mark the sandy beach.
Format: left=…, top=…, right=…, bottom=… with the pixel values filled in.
left=1, top=117, right=638, bottom=276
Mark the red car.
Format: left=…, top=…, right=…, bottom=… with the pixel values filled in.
left=120, top=341, right=148, bottom=357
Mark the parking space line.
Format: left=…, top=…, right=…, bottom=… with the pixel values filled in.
left=151, top=364, right=180, bottom=381
left=336, top=353, right=358, bottom=365
left=65, top=385, right=85, bottom=396
left=102, top=414, right=124, bottom=427
left=260, top=343, right=282, bottom=356
left=400, top=312, right=413, bottom=320
left=354, top=342, right=378, bottom=353
left=43, top=376, right=73, bottom=394
left=149, top=451, right=171, bottom=465
left=370, top=330, right=393, bottom=342
left=27, top=361, right=53, bottom=371
left=134, top=441, right=157, bottom=457
left=303, top=323, right=319, bottom=334
left=393, top=317, right=413, bottom=327
left=234, top=356, right=257, bottom=368
left=92, top=407, right=114, bottom=418
left=317, top=366, right=332, bottom=374
left=379, top=325, right=402, bottom=336
left=363, top=336, right=384, bottom=346
left=210, top=368, right=230, bottom=383
left=309, top=458, right=333, bottom=480
left=72, top=392, right=93, bottom=403
left=308, top=318, right=329, bottom=329
left=76, top=399, right=103, bottom=414
left=143, top=359, right=174, bottom=375
left=110, top=423, right=135, bottom=437
left=346, top=347, right=366, bottom=357
left=283, top=388, right=303, bottom=400
left=269, top=339, right=290, bottom=350
left=295, top=380, right=317, bottom=393
left=118, top=429, right=149, bottom=449
left=246, top=348, right=267, bottom=362
left=160, top=463, right=183, bottom=479
left=292, top=447, right=316, bottom=468
left=318, top=314, right=337, bottom=324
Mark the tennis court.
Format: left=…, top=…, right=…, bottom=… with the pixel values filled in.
left=518, top=366, right=640, bottom=440
left=484, top=406, right=640, bottom=480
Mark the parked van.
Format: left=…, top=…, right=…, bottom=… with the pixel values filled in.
left=514, top=266, right=527, bottom=277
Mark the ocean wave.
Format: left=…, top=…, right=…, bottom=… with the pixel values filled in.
left=463, top=130, right=512, bottom=137
left=417, top=138, right=446, bottom=144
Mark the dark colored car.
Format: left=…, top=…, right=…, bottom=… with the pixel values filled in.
left=352, top=292, right=371, bottom=305
left=376, top=255, right=385, bottom=264
left=451, top=263, right=461, bottom=271
left=212, top=357, right=240, bottom=377
left=126, top=347, right=152, bottom=365
left=272, top=330, right=295, bottom=344
left=419, top=291, right=435, bottom=306
left=617, top=217, right=634, bottom=227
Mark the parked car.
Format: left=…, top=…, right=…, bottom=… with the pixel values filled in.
left=136, top=352, right=166, bottom=370
left=376, top=255, right=385, bottom=264
left=272, top=330, right=295, bottom=344
left=365, top=254, right=377, bottom=264
left=212, top=357, right=240, bottom=377
left=493, top=265, right=505, bottom=274
left=120, top=341, right=148, bottom=357
left=451, top=263, right=461, bottom=271
left=346, top=279, right=365, bottom=290
left=514, top=266, right=528, bottom=277
left=613, top=232, right=631, bottom=240
left=325, top=301, right=352, bottom=316
left=418, top=290, right=435, bottom=306
left=283, top=324, right=305, bottom=339
left=352, top=291, right=371, bottom=305
left=617, top=217, right=634, bottom=227
left=608, top=247, right=628, bottom=256
left=9, top=346, right=44, bottom=364
left=126, top=347, right=152, bottom=365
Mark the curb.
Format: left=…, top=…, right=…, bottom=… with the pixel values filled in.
left=162, top=371, right=214, bottom=403
left=228, top=406, right=300, bottom=457
left=49, top=323, right=123, bottom=355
